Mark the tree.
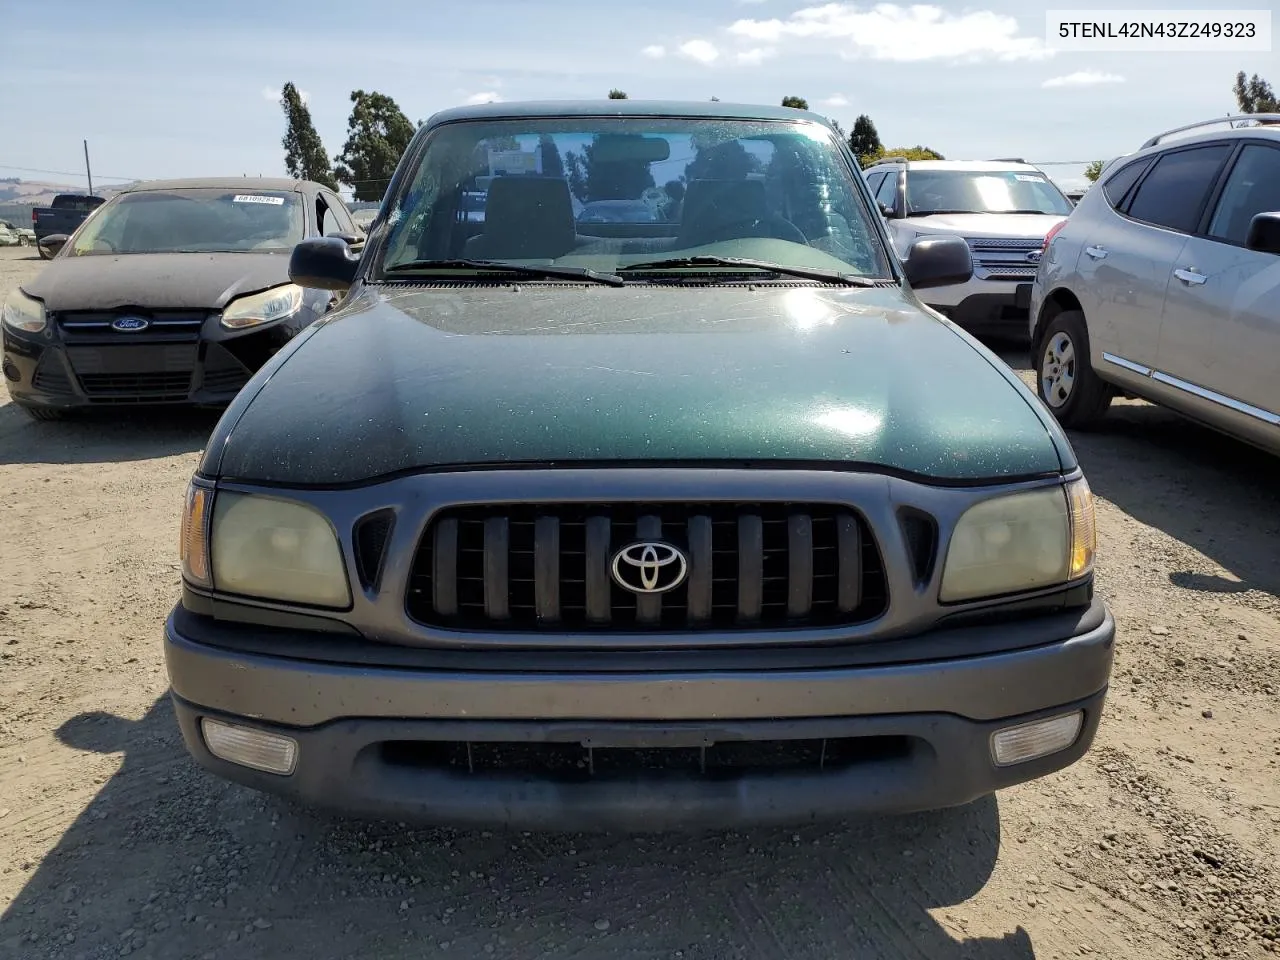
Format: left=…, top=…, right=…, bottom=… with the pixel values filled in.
left=1084, top=160, right=1104, bottom=183
left=709, top=96, right=720, bottom=102
left=865, top=145, right=945, bottom=162
left=608, top=89, right=628, bottom=99
left=333, top=90, right=416, bottom=201
left=279, top=82, right=337, bottom=189
left=849, top=114, right=883, bottom=167
left=538, top=134, right=565, bottom=178
left=829, top=118, right=845, bottom=137
left=1234, top=71, right=1278, bottom=113
left=781, top=96, right=809, bottom=110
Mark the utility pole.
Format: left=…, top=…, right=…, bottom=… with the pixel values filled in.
left=83, top=140, right=94, bottom=196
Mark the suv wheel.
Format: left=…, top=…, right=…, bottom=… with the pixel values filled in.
left=1036, top=310, right=1112, bottom=427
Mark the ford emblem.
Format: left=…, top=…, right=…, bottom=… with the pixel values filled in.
left=111, top=316, right=150, bottom=332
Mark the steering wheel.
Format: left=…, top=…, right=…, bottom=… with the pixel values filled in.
left=707, top=214, right=809, bottom=246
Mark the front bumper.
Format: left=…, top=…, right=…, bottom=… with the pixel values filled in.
left=926, top=284, right=1034, bottom=335
left=2, top=319, right=293, bottom=410
left=165, top=600, right=1115, bottom=830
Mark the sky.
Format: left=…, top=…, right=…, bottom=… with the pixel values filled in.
left=0, top=0, right=1273, bottom=196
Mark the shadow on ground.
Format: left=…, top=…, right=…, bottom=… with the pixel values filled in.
left=987, top=342, right=1279, bottom=600
left=1, top=696, right=1035, bottom=960
left=0, top=402, right=218, bottom=467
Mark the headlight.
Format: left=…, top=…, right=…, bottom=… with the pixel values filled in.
left=210, top=492, right=351, bottom=608
left=2, top=289, right=46, bottom=333
left=939, top=476, right=1095, bottom=603
left=220, top=284, right=304, bottom=330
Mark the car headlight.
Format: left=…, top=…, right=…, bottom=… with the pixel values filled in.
left=209, top=491, right=351, bottom=608
left=1, top=288, right=46, bottom=333
left=939, top=476, right=1095, bottom=603
left=220, top=284, right=304, bottom=330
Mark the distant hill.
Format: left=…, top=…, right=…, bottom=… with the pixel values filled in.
left=0, top=177, right=132, bottom=209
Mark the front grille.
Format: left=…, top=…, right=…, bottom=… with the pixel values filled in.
left=56, top=310, right=207, bottom=343
left=965, top=237, right=1043, bottom=282
left=199, top=343, right=253, bottom=393
left=382, top=735, right=914, bottom=778
left=66, top=345, right=196, bottom=402
left=407, top=503, right=887, bottom=632
left=78, top=372, right=192, bottom=401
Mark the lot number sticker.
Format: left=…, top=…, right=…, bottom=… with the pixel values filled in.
left=232, top=194, right=285, bottom=205
left=1014, top=174, right=1047, bottom=182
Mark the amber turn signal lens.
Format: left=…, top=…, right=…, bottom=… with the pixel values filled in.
left=1066, top=476, right=1096, bottom=580
left=181, top=483, right=212, bottom=587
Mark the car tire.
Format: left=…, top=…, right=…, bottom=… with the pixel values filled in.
left=17, top=403, right=67, bottom=422
left=18, top=236, right=28, bottom=247
left=1036, top=310, right=1112, bottom=427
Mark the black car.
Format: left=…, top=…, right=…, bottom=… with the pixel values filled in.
left=1, top=178, right=362, bottom=419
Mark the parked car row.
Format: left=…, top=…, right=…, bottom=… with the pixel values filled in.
left=0, top=219, right=37, bottom=246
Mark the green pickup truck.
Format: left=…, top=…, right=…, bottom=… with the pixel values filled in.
left=160, top=99, right=1115, bottom=831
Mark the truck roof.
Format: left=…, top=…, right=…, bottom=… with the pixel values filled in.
left=117, top=177, right=312, bottom=194
left=423, top=99, right=831, bottom=128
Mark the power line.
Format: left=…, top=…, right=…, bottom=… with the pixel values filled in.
left=0, top=161, right=139, bottom=182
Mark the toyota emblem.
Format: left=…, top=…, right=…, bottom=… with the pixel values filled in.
left=610, top=541, right=689, bottom=595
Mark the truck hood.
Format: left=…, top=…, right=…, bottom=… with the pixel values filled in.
left=904, top=212, right=1067, bottom=240
left=22, top=252, right=292, bottom=312
left=208, top=282, right=1072, bottom=486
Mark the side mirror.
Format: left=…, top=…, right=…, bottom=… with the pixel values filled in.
left=290, top=237, right=359, bottom=291
left=326, top=230, right=365, bottom=254
left=1245, top=212, right=1280, bottom=255
left=903, top=235, right=973, bottom=289
left=878, top=201, right=894, bottom=218
left=39, top=233, right=69, bottom=256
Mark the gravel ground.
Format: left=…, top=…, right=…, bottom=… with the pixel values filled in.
left=1, top=243, right=1277, bottom=960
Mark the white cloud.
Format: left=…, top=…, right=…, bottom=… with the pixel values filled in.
left=464, top=91, right=503, bottom=104
left=678, top=39, right=720, bottom=63
left=728, top=3, right=1052, bottom=62
left=820, top=93, right=851, bottom=107
left=1042, top=70, right=1125, bottom=88
left=736, top=46, right=777, bottom=65
left=641, top=44, right=666, bottom=59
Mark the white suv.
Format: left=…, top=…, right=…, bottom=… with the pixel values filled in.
left=865, top=158, right=1073, bottom=337
left=1030, top=114, right=1280, bottom=456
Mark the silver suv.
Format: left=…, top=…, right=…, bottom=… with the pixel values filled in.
left=1030, top=114, right=1280, bottom=455
left=866, top=158, right=1074, bottom=337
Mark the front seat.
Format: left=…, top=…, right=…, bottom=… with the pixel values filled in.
left=464, top=176, right=577, bottom=260
left=677, top=179, right=769, bottom=248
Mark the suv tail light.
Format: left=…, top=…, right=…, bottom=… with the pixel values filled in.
left=1042, top=220, right=1067, bottom=253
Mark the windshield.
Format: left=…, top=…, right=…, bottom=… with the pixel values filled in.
left=376, top=117, right=890, bottom=280
left=69, top=188, right=305, bottom=256
left=905, top=170, right=1073, bottom=216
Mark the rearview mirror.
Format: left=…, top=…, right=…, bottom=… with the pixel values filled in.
left=903, top=235, right=973, bottom=289
left=290, top=237, right=359, bottom=290
left=39, top=233, right=69, bottom=257
left=1245, top=212, right=1280, bottom=255
left=591, top=135, right=671, bottom=164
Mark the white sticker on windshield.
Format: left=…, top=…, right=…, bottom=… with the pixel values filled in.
left=232, top=194, right=285, bottom=205
left=487, top=149, right=542, bottom=177
left=1013, top=174, right=1046, bottom=182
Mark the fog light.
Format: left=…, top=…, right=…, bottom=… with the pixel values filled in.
left=201, top=718, right=298, bottom=775
left=2, top=359, right=19, bottom=382
left=990, top=711, right=1083, bottom=767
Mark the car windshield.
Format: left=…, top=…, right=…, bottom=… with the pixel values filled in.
left=905, top=170, right=1073, bottom=216
left=68, top=188, right=305, bottom=256
left=376, top=116, right=890, bottom=280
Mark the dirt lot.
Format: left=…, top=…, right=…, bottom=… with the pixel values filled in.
left=1, top=242, right=1277, bottom=960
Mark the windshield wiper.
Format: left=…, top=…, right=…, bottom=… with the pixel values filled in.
left=617, top=255, right=879, bottom=287
left=383, top=258, right=624, bottom=287
left=904, top=209, right=977, bottom=217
